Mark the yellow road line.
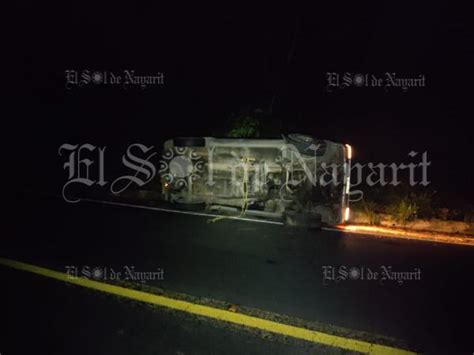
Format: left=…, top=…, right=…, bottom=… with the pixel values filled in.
left=0, top=257, right=415, bottom=355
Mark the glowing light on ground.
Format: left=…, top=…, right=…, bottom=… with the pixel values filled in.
left=336, top=224, right=474, bottom=247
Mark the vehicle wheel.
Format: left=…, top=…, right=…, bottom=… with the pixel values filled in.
left=284, top=210, right=322, bottom=229
left=286, top=133, right=326, bottom=156
left=174, top=137, right=206, bottom=147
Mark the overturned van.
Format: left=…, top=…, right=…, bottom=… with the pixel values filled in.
left=159, top=134, right=352, bottom=226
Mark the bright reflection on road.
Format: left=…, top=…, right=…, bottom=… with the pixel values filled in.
left=336, top=224, right=474, bottom=247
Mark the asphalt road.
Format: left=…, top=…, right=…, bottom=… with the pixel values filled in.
left=2, top=267, right=335, bottom=355
left=4, top=196, right=474, bottom=353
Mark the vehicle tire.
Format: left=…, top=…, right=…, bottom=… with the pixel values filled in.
left=286, top=134, right=326, bottom=156
left=284, top=210, right=322, bottom=229
left=173, top=200, right=206, bottom=211
left=174, top=137, right=206, bottom=147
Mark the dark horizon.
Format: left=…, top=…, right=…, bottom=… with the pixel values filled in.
left=12, top=2, right=473, bottom=205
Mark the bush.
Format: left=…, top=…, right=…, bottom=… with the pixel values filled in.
left=463, top=206, right=474, bottom=225
left=389, top=198, right=418, bottom=224
left=436, top=207, right=450, bottom=221
left=227, top=109, right=261, bottom=138
left=360, top=199, right=381, bottom=225
left=409, top=190, right=435, bottom=219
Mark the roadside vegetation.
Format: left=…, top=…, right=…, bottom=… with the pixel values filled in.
left=226, top=108, right=263, bottom=138
left=353, top=185, right=473, bottom=231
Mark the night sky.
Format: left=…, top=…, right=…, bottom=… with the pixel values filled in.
left=12, top=2, right=473, bottom=204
